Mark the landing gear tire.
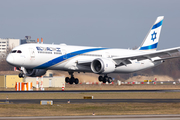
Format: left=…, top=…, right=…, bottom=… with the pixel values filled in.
left=104, top=76, right=109, bottom=81
left=74, top=78, right=79, bottom=84
left=98, top=76, right=103, bottom=82
left=103, top=80, right=106, bottom=83
left=69, top=81, right=74, bottom=84
left=18, top=73, right=21, bottom=78
left=69, top=77, right=74, bottom=84
left=66, top=72, right=79, bottom=84
left=19, top=73, right=25, bottom=78
left=108, top=77, right=112, bottom=83
left=65, top=77, right=70, bottom=83
left=69, top=80, right=74, bottom=84
left=22, top=74, right=25, bottom=78
left=99, top=75, right=112, bottom=83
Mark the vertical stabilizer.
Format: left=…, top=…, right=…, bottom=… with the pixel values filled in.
left=138, top=16, right=164, bottom=51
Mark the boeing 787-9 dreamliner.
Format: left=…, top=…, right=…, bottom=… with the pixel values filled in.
left=6, top=16, right=180, bottom=84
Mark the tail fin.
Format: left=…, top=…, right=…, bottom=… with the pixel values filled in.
left=138, top=16, right=164, bottom=51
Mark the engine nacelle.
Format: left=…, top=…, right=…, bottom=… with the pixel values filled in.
left=91, top=58, right=115, bottom=74
left=26, top=69, right=47, bottom=77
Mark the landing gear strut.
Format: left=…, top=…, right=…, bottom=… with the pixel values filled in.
left=98, top=75, right=112, bottom=83
left=65, top=72, right=79, bottom=84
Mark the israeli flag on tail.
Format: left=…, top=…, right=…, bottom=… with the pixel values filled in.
left=138, top=16, right=164, bottom=51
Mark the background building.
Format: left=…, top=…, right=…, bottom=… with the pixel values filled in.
left=0, top=36, right=36, bottom=58
left=20, top=36, right=36, bottom=44
left=0, top=75, right=65, bottom=89
left=0, top=75, right=24, bottom=88
left=24, top=76, right=65, bottom=88
left=0, top=38, right=20, bottom=55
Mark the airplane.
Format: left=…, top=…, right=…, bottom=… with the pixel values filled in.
left=6, top=16, right=180, bottom=84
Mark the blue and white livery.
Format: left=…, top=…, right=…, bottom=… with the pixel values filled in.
left=138, top=16, right=163, bottom=51
left=6, top=16, right=180, bottom=84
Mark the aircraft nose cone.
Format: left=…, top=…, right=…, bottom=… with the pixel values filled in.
left=6, top=54, right=14, bottom=65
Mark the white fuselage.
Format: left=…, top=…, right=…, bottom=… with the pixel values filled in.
left=6, top=43, right=162, bottom=74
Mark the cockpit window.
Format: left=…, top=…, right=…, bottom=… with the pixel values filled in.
left=17, top=50, right=22, bottom=53
left=11, top=50, right=22, bottom=53
left=11, top=50, right=17, bottom=53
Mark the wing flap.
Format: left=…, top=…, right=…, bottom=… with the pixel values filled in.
left=113, top=47, right=180, bottom=62
left=154, top=56, right=180, bottom=62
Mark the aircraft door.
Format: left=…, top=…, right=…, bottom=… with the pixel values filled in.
left=29, top=48, right=35, bottom=60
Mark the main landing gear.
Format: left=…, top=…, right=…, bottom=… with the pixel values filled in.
left=98, top=75, right=112, bottom=83
left=65, top=72, right=79, bottom=84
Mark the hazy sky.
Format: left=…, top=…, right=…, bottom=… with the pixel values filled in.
left=0, top=0, right=180, bottom=50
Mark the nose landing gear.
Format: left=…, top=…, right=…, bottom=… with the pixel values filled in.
left=98, top=75, right=112, bottom=83
left=19, top=72, right=25, bottom=78
left=65, top=72, right=79, bottom=84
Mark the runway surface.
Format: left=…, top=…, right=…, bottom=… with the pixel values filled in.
left=1, top=115, right=180, bottom=120
left=1, top=89, right=180, bottom=93
left=1, top=99, right=180, bottom=104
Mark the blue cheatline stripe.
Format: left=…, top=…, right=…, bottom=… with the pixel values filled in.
left=152, top=20, right=163, bottom=30
left=139, top=42, right=158, bottom=50
left=34, top=48, right=108, bottom=69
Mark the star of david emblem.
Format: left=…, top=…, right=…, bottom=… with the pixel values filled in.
left=151, top=31, right=157, bottom=42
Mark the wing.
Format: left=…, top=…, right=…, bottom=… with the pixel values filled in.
left=113, top=47, right=180, bottom=66
left=76, top=47, right=180, bottom=67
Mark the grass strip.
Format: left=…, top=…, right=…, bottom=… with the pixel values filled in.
left=0, top=103, right=180, bottom=116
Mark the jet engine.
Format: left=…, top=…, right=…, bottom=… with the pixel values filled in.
left=26, top=69, right=47, bottom=77
left=91, top=58, right=115, bottom=74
